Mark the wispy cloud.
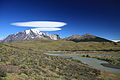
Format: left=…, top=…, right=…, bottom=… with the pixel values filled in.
left=11, top=21, right=67, bottom=27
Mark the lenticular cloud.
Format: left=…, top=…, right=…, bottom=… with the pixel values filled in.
left=11, top=21, right=67, bottom=27
left=32, top=28, right=61, bottom=31
left=11, top=21, right=66, bottom=31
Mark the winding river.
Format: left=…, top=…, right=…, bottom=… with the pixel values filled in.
left=45, top=53, right=120, bottom=73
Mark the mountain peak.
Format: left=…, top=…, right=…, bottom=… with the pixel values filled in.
left=2, top=29, right=60, bottom=42
left=25, top=29, right=42, bottom=35
left=81, top=34, right=95, bottom=39
left=64, top=34, right=111, bottom=42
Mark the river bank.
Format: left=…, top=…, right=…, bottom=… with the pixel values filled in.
left=101, top=63, right=120, bottom=69
left=45, top=52, right=120, bottom=80
left=47, top=51, right=120, bottom=66
left=47, top=50, right=120, bottom=55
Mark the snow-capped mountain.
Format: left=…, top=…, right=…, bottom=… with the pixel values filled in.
left=2, top=29, right=60, bottom=42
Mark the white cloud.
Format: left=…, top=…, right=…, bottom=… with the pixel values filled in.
left=112, top=40, right=120, bottom=42
left=31, top=28, right=61, bottom=31
left=11, top=21, right=67, bottom=27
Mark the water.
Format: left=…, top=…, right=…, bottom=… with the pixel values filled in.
left=89, top=54, right=120, bottom=57
left=45, top=53, right=120, bottom=73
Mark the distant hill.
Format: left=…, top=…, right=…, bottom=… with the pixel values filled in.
left=64, top=34, right=112, bottom=42
left=0, top=40, right=2, bottom=42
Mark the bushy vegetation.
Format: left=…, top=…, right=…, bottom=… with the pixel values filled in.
left=0, top=43, right=101, bottom=80
left=91, top=56, right=120, bottom=66
left=0, top=40, right=120, bottom=80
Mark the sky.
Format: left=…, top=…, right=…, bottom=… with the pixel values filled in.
left=0, top=0, right=120, bottom=40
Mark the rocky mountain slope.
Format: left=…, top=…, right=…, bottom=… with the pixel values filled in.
left=64, top=34, right=112, bottom=42
left=2, top=29, right=60, bottom=42
left=2, top=30, right=112, bottom=43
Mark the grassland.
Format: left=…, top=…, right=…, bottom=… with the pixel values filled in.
left=5, top=40, right=120, bottom=51
left=90, top=56, right=120, bottom=66
left=0, top=40, right=120, bottom=80
left=0, top=42, right=101, bottom=80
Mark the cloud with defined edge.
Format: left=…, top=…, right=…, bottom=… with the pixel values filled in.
left=11, top=21, right=67, bottom=27
left=31, top=28, right=61, bottom=31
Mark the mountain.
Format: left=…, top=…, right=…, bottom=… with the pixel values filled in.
left=2, top=29, right=60, bottom=42
left=64, top=34, right=112, bottom=42
left=0, top=38, right=4, bottom=42
left=0, top=40, right=2, bottom=42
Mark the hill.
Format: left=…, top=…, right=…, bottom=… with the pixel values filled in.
left=64, top=34, right=112, bottom=42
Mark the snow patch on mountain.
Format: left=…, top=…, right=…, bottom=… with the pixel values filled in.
left=25, top=30, right=31, bottom=34
left=2, top=29, right=60, bottom=42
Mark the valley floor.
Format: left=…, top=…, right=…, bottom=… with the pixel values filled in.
left=0, top=40, right=120, bottom=80
left=0, top=44, right=102, bottom=80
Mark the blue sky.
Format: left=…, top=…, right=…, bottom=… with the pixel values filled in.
left=0, top=0, right=120, bottom=40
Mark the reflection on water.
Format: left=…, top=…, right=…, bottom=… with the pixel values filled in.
left=45, top=53, right=120, bottom=73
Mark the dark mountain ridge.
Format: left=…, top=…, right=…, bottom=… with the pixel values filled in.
left=64, top=34, right=112, bottom=42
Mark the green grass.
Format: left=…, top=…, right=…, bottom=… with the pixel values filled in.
left=91, top=56, right=120, bottom=66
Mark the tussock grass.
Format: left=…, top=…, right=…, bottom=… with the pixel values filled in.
left=0, top=42, right=101, bottom=80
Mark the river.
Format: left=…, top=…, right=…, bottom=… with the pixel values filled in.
left=45, top=53, right=120, bottom=73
